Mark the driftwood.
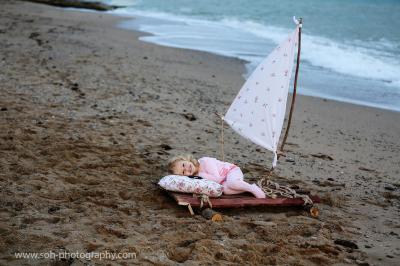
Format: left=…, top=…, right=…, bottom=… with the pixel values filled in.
left=311, top=153, right=334, bottom=161
left=168, top=191, right=321, bottom=208
left=24, top=0, right=118, bottom=11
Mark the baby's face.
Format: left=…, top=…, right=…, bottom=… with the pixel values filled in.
left=172, top=160, right=196, bottom=176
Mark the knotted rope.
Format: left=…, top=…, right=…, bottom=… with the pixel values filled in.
left=257, top=176, right=313, bottom=205
left=193, top=194, right=213, bottom=209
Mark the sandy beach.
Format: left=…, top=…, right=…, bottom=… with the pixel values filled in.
left=0, top=0, right=399, bottom=265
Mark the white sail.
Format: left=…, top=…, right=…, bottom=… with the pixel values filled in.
left=224, top=25, right=299, bottom=168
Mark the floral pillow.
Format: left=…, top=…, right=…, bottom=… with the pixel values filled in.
left=158, top=175, right=223, bottom=197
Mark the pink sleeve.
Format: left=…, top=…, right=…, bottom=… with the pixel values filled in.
left=198, top=157, right=220, bottom=176
left=198, top=172, right=222, bottom=183
left=198, top=157, right=224, bottom=183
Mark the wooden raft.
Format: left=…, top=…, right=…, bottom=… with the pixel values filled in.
left=168, top=191, right=321, bottom=209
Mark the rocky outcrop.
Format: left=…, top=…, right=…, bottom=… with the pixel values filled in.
left=24, top=0, right=118, bottom=11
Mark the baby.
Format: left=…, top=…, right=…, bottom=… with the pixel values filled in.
left=168, top=155, right=266, bottom=198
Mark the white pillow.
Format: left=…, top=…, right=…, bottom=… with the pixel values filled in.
left=158, top=175, right=223, bottom=197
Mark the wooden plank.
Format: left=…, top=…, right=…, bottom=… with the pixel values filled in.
left=167, top=191, right=321, bottom=208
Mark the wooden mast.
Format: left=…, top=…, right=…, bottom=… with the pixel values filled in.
left=279, top=18, right=302, bottom=157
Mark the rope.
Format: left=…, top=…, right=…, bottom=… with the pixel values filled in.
left=214, top=112, right=225, bottom=161
left=220, top=116, right=225, bottom=161
left=193, top=194, right=213, bottom=209
left=257, top=176, right=313, bottom=205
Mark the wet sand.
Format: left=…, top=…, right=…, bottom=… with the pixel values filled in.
left=0, top=0, right=399, bottom=265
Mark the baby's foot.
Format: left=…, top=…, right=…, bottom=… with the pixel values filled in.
left=251, top=184, right=266, bottom=198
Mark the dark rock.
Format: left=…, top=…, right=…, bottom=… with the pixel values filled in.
left=328, top=177, right=334, bottom=181
left=359, top=167, right=377, bottom=173
left=1, top=107, right=7, bottom=111
left=29, top=32, right=40, bottom=39
left=71, top=83, right=79, bottom=91
left=160, top=144, right=172, bottom=151
left=35, top=39, right=43, bottom=46
left=334, top=239, right=358, bottom=249
left=183, top=113, right=196, bottom=121
left=178, top=239, right=197, bottom=247
left=48, top=206, right=60, bottom=214
left=312, top=179, right=320, bottom=185
left=143, top=56, right=148, bottom=60
left=24, top=0, right=117, bottom=11
left=14, top=202, right=23, bottom=211
left=311, top=153, right=334, bottom=161
left=384, top=186, right=395, bottom=191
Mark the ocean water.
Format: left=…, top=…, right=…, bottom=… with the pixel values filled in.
left=101, top=0, right=399, bottom=111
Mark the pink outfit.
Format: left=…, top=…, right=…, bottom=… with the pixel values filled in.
left=197, top=157, right=266, bottom=198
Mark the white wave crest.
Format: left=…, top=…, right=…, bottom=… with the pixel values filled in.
left=111, top=8, right=400, bottom=87
left=221, top=18, right=400, bottom=85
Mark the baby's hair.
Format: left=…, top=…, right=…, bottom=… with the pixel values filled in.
left=168, top=154, right=199, bottom=174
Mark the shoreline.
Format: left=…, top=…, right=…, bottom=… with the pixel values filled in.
left=108, top=8, right=400, bottom=113
left=1, top=1, right=399, bottom=265
left=114, top=11, right=400, bottom=114
left=49, top=2, right=399, bottom=113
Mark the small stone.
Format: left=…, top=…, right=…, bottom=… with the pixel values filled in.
left=183, top=113, right=197, bottom=121
left=384, top=186, right=395, bottom=191
left=1, top=107, right=7, bottom=111
left=160, top=144, right=172, bottom=151
left=48, top=206, right=60, bottom=214
left=334, top=239, right=358, bottom=249
left=312, top=179, right=320, bottom=185
left=252, top=221, right=277, bottom=227
left=14, top=202, right=23, bottom=211
left=29, top=32, right=40, bottom=39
